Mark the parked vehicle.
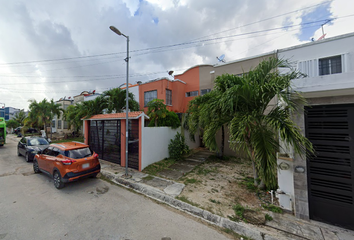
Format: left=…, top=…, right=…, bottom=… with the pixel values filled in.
left=0, top=117, right=6, bottom=146
left=17, top=136, right=50, bottom=162
left=14, top=127, right=38, bottom=135
left=13, top=127, right=22, bottom=135
left=33, top=142, right=101, bottom=189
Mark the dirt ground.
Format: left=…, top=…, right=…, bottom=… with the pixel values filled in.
left=176, top=155, right=278, bottom=223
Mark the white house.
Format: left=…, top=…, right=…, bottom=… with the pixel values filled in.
left=277, top=32, right=354, bottom=231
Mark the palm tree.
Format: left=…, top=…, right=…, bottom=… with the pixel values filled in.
left=13, top=109, right=26, bottom=126
left=64, top=104, right=83, bottom=133
left=103, top=88, right=139, bottom=113
left=28, top=99, right=63, bottom=137
left=187, top=90, right=231, bottom=157
left=187, top=57, right=313, bottom=189
left=81, top=95, right=107, bottom=117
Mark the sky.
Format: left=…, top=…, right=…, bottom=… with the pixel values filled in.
left=0, top=0, right=354, bottom=111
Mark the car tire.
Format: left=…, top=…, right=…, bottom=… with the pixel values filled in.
left=53, top=171, right=65, bottom=189
left=90, top=173, right=98, bottom=178
left=17, top=148, right=21, bottom=156
left=25, top=153, right=30, bottom=162
left=33, top=159, right=41, bottom=173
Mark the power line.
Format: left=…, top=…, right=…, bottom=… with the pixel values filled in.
left=191, top=0, right=332, bottom=41
left=0, top=5, right=346, bottom=67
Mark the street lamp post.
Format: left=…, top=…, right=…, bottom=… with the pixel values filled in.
left=109, top=26, right=130, bottom=177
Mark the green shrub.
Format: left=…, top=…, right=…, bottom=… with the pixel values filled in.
left=262, top=204, right=283, bottom=213
left=168, top=132, right=189, bottom=160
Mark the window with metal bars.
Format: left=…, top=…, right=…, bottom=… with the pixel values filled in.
left=144, top=90, right=157, bottom=106
left=201, top=89, right=211, bottom=95
left=319, top=55, right=342, bottom=76
left=185, top=90, right=198, bottom=97
left=166, top=89, right=172, bottom=105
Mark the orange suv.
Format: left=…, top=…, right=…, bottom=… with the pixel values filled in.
left=33, top=142, right=101, bottom=189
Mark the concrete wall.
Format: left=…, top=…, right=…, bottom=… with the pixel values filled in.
left=141, top=126, right=200, bottom=170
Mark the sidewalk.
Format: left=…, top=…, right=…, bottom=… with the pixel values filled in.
left=99, top=151, right=354, bottom=240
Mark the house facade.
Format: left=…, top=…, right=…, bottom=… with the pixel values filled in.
left=277, top=32, right=354, bottom=230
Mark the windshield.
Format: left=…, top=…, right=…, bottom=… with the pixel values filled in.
left=28, top=138, right=49, bottom=146
left=65, top=147, right=93, bottom=159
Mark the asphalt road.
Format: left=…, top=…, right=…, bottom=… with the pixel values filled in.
left=0, top=135, right=231, bottom=240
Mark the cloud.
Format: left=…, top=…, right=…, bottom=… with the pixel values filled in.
left=0, top=0, right=352, bottom=110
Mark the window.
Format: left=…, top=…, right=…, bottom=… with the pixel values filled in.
left=185, top=91, right=198, bottom=97
left=65, top=147, right=93, bottom=159
left=52, top=120, right=56, bottom=128
left=166, top=89, right=172, bottom=105
left=201, top=89, right=211, bottom=95
left=319, top=55, right=342, bottom=76
left=43, top=147, right=53, bottom=156
left=58, top=120, right=62, bottom=129
left=63, top=121, right=68, bottom=129
left=144, top=90, right=157, bottom=106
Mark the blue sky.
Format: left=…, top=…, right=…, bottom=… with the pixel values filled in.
left=298, top=2, right=332, bottom=41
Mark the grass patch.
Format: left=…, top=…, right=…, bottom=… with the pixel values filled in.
left=209, top=198, right=221, bottom=204
left=265, top=214, right=273, bottom=221
left=240, top=177, right=258, bottom=192
left=262, top=204, right=283, bottom=213
left=142, top=175, right=154, bottom=181
left=52, top=137, right=84, bottom=143
left=228, top=204, right=246, bottom=222
left=142, top=158, right=176, bottom=176
left=196, top=166, right=218, bottom=176
left=184, top=178, right=201, bottom=185
left=176, top=195, right=200, bottom=207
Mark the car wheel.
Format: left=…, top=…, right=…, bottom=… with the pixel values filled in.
left=25, top=153, right=30, bottom=162
left=33, top=159, right=41, bottom=173
left=17, top=148, right=21, bottom=156
left=53, top=171, right=65, bottom=189
left=90, top=173, right=98, bottom=178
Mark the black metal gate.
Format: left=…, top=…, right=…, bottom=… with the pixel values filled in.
left=305, top=104, right=354, bottom=230
left=128, top=119, right=139, bottom=170
left=89, top=120, right=121, bottom=164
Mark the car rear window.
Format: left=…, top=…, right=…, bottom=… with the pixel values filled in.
left=28, top=138, right=49, bottom=146
left=65, top=147, right=93, bottom=159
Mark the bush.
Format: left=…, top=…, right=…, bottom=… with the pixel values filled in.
left=168, top=132, right=189, bottom=160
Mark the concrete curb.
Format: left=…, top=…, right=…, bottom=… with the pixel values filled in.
left=101, top=170, right=293, bottom=240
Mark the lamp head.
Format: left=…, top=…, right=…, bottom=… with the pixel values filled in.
left=109, top=26, right=122, bottom=36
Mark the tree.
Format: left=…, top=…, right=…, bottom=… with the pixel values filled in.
left=147, top=99, right=180, bottom=129
left=80, top=95, right=107, bottom=117
left=6, top=119, right=19, bottom=130
left=13, top=109, right=26, bottom=126
left=63, top=104, right=84, bottom=133
left=28, top=99, right=63, bottom=137
left=187, top=89, right=231, bottom=157
left=187, top=57, right=313, bottom=189
left=103, top=88, right=139, bottom=113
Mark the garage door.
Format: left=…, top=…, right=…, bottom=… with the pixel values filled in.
left=305, top=104, right=354, bottom=230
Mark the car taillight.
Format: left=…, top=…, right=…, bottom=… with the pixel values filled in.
left=93, top=153, right=99, bottom=158
left=62, top=159, right=76, bottom=165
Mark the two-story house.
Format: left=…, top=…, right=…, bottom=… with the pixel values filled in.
left=277, top=32, right=354, bottom=230
left=138, top=52, right=276, bottom=155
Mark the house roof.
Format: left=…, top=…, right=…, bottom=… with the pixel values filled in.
left=83, top=111, right=149, bottom=121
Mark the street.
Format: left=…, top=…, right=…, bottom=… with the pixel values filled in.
left=0, top=135, right=231, bottom=240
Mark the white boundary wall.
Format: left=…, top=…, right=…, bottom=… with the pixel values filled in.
left=141, top=127, right=200, bottom=170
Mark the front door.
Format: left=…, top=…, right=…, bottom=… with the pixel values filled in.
left=305, top=104, right=354, bottom=230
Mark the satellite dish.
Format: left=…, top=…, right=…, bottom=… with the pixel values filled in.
left=216, top=54, right=226, bottom=63
left=168, top=70, right=174, bottom=76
